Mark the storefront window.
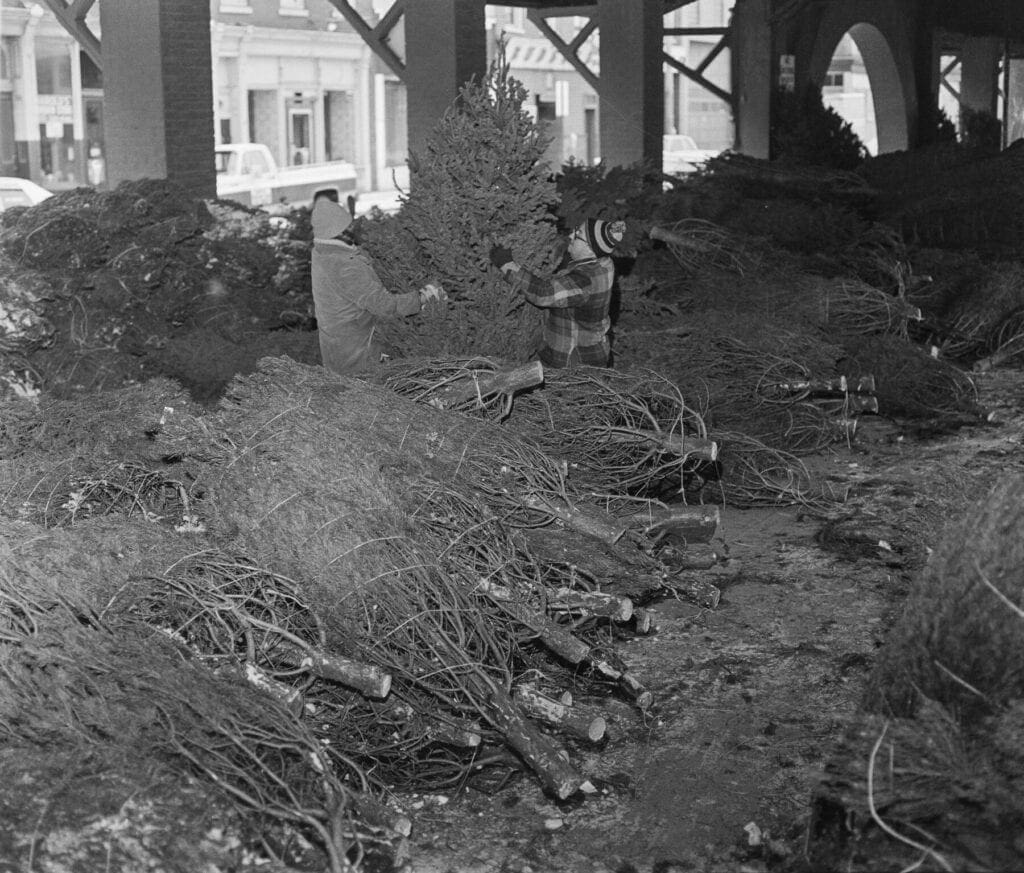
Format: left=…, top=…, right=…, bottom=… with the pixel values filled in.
left=35, top=40, right=77, bottom=186
left=35, top=38, right=71, bottom=95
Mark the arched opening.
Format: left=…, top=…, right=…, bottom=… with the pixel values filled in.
left=822, top=32, right=877, bottom=153
left=817, top=22, right=908, bottom=155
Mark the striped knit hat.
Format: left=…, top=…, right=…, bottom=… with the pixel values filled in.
left=582, top=218, right=625, bottom=256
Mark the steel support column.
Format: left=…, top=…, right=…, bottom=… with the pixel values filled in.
left=731, top=0, right=772, bottom=158
left=99, top=0, right=215, bottom=197
left=597, top=0, right=663, bottom=169
left=404, top=0, right=488, bottom=159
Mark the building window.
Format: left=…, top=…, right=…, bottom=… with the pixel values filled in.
left=248, top=89, right=279, bottom=154
left=279, top=0, right=309, bottom=16
left=325, top=91, right=355, bottom=162
left=383, top=79, right=407, bottom=167
left=219, top=0, right=252, bottom=13
left=823, top=72, right=845, bottom=88
left=80, top=52, right=102, bottom=89
left=1, top=37, right=21, bottom=80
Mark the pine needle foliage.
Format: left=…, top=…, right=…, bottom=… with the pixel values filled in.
left=771, top=85, right=867, bottom=170
left=365, top=46, right=559, bottom=361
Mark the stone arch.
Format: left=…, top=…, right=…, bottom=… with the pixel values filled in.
left=803, top=2, right=916, bottom=153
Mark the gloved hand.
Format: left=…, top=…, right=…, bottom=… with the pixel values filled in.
left=418, top=283, right=446, bottom=305
left=489, top=245, right=514, bottom=270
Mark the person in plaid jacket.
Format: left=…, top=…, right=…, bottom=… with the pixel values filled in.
left=489, top=218, right=625, bottom=368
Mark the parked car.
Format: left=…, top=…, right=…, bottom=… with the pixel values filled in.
left=214, top=143, right=358, bottom=213
left=662, top=134, right=719, bottom=175
left=0, top=176, right=53, bottom=212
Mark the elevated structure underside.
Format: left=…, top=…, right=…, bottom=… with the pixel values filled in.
left=29, top=0, right=1024, bottom=198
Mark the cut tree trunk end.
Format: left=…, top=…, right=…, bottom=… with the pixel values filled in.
left=666, top=574, right=722, bottom=609
left=514, top=684, right=607, bottom=743
left=664, top=542, right=722, bottom=571
left=649, top=225, right=719, bottom=253
left=277, top=643, right=392, bottom=699
left=521, top=494, right=628, bottom=544
left=771, top=375, right=848, bottom=394
left=610, top=428, right=718, bottom=463
left=434, top=360, right=544, bottom=409
left=594, top=659, right=654, bottom=711
left=215, top=662, right=305, bottom=714
left=549, top=587, right=633, bottom=622
left=632, top=607, right=656, bottom=635
left=477, top=581, right=592, bottom=664
left=487, top=688, right=587, bottom=800
left=624, top=503, right=720, bottom=545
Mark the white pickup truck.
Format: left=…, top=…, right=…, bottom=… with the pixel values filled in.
left=214, top=143, right=358, bottom=213
left=662, top=134, right=719, bottom=175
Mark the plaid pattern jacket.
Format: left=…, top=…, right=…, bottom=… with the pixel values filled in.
left=506, top=255, right=614, bottom=367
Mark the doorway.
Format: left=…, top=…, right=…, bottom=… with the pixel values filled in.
left=287, top=106, right=313, bottom=166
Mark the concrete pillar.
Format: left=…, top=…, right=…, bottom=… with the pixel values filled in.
left=404, top=0, right=488, bottom=159
left=69, top=42, right=85, bottom=184
left=960, top=36, right=1002, bottom=117
left=597, top=0, right=663, bottom=169
left=731, top=0, right=772, bottom=159
left=99, top=0, right=215, bottom=198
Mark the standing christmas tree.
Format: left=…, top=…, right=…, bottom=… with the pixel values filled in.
left=363, top=48, right=560, bottom=361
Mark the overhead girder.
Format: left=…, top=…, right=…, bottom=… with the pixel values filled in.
left=29, top=0, right=1024, bottom=83
left=327, top=0, right=407, bottom=80
left=525, top=9, right=599, bottom=91
left=922, top=0, right=1024, bottom=40
left=663, top=23, right=732, bottom=107
left=23, top=0, right=1024, bottom=190
left=526, top=4, right=734, bottom=114
left=37, top=0, right=101, bottom=67
left=324, top=1, right=732, bottom=121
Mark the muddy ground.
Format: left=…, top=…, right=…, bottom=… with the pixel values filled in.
left=395, top=369, right=1023, bottom=873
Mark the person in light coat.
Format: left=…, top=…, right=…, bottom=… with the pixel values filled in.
left=310, top=198, right=444, bottom=374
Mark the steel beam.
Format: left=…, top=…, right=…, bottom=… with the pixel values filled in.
left=326, top=0, right=406, bottom=81
left=38, top=0, right=101, bottom=67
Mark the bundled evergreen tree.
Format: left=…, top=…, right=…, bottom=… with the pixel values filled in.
left=362, top=47, right=560, bottom=361
left=770, top=85, right=867, bottom=170
left=960, top=107, right=1002, bottom=155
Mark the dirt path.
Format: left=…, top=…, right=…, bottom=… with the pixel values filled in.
left=400, top=369, right=1024, bottom=873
